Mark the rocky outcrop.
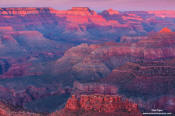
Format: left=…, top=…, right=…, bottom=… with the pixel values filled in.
left=62, top=94, right=142, bottom=116
left=65, top=95, right=80, bottom=111
left=58, top=7, right=97, bottom=16
left=65, top=94, right=139, bottom=112
left=102, top=9, right=120, bottom=15
left=159, top=27, right=172, bottom=33
left=49, top=94, right=142, bottom=116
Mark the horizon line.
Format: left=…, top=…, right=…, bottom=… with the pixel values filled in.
left=0, top=6, right=175, bottom=12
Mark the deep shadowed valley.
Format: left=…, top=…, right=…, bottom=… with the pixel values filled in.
left=0, top=7, right=175, bottom=116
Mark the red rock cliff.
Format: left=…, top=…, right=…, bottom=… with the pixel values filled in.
left=65, top=94, right=140, bottom=113
left=159, top=27, right=172, bottom=33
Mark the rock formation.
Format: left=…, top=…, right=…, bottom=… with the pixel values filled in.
left=66, top=94, right=140, bottom=112
left=55, top=30, right=175, bottom=81
left=102, top=9, right=120, bottom=15
left=50, top=94, right=142, bottom=116
left=159, top=27, right=172, bottom=33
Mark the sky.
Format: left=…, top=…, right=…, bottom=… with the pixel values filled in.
left=0, top=0, right=175, bottom=11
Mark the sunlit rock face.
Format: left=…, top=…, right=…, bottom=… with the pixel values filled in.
left=159, top=27, right=172, bottom=33
left=58, top=7, right=97, bottom=16
left=100, top=9, right=119, bottom=17
left=103, top=9, right=120, bottom=15
left=49, top=81, right=141, bottom=116
left=66, top=94, right=140, bottom=113
left=1, top=7, right=175, bottom=43
left=50, top=94, right=142, bottom=116
left=0, top=7, right=175, bottom=48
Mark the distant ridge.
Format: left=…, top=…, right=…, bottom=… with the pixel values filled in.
left=0, top=7, right=175, bottom=17
left=0, top=7, right=96, bottom=16
left=0, top=7, right=54, bottom=15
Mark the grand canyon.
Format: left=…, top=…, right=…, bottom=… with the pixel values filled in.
left=0, top=6, right=175, bottom=116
